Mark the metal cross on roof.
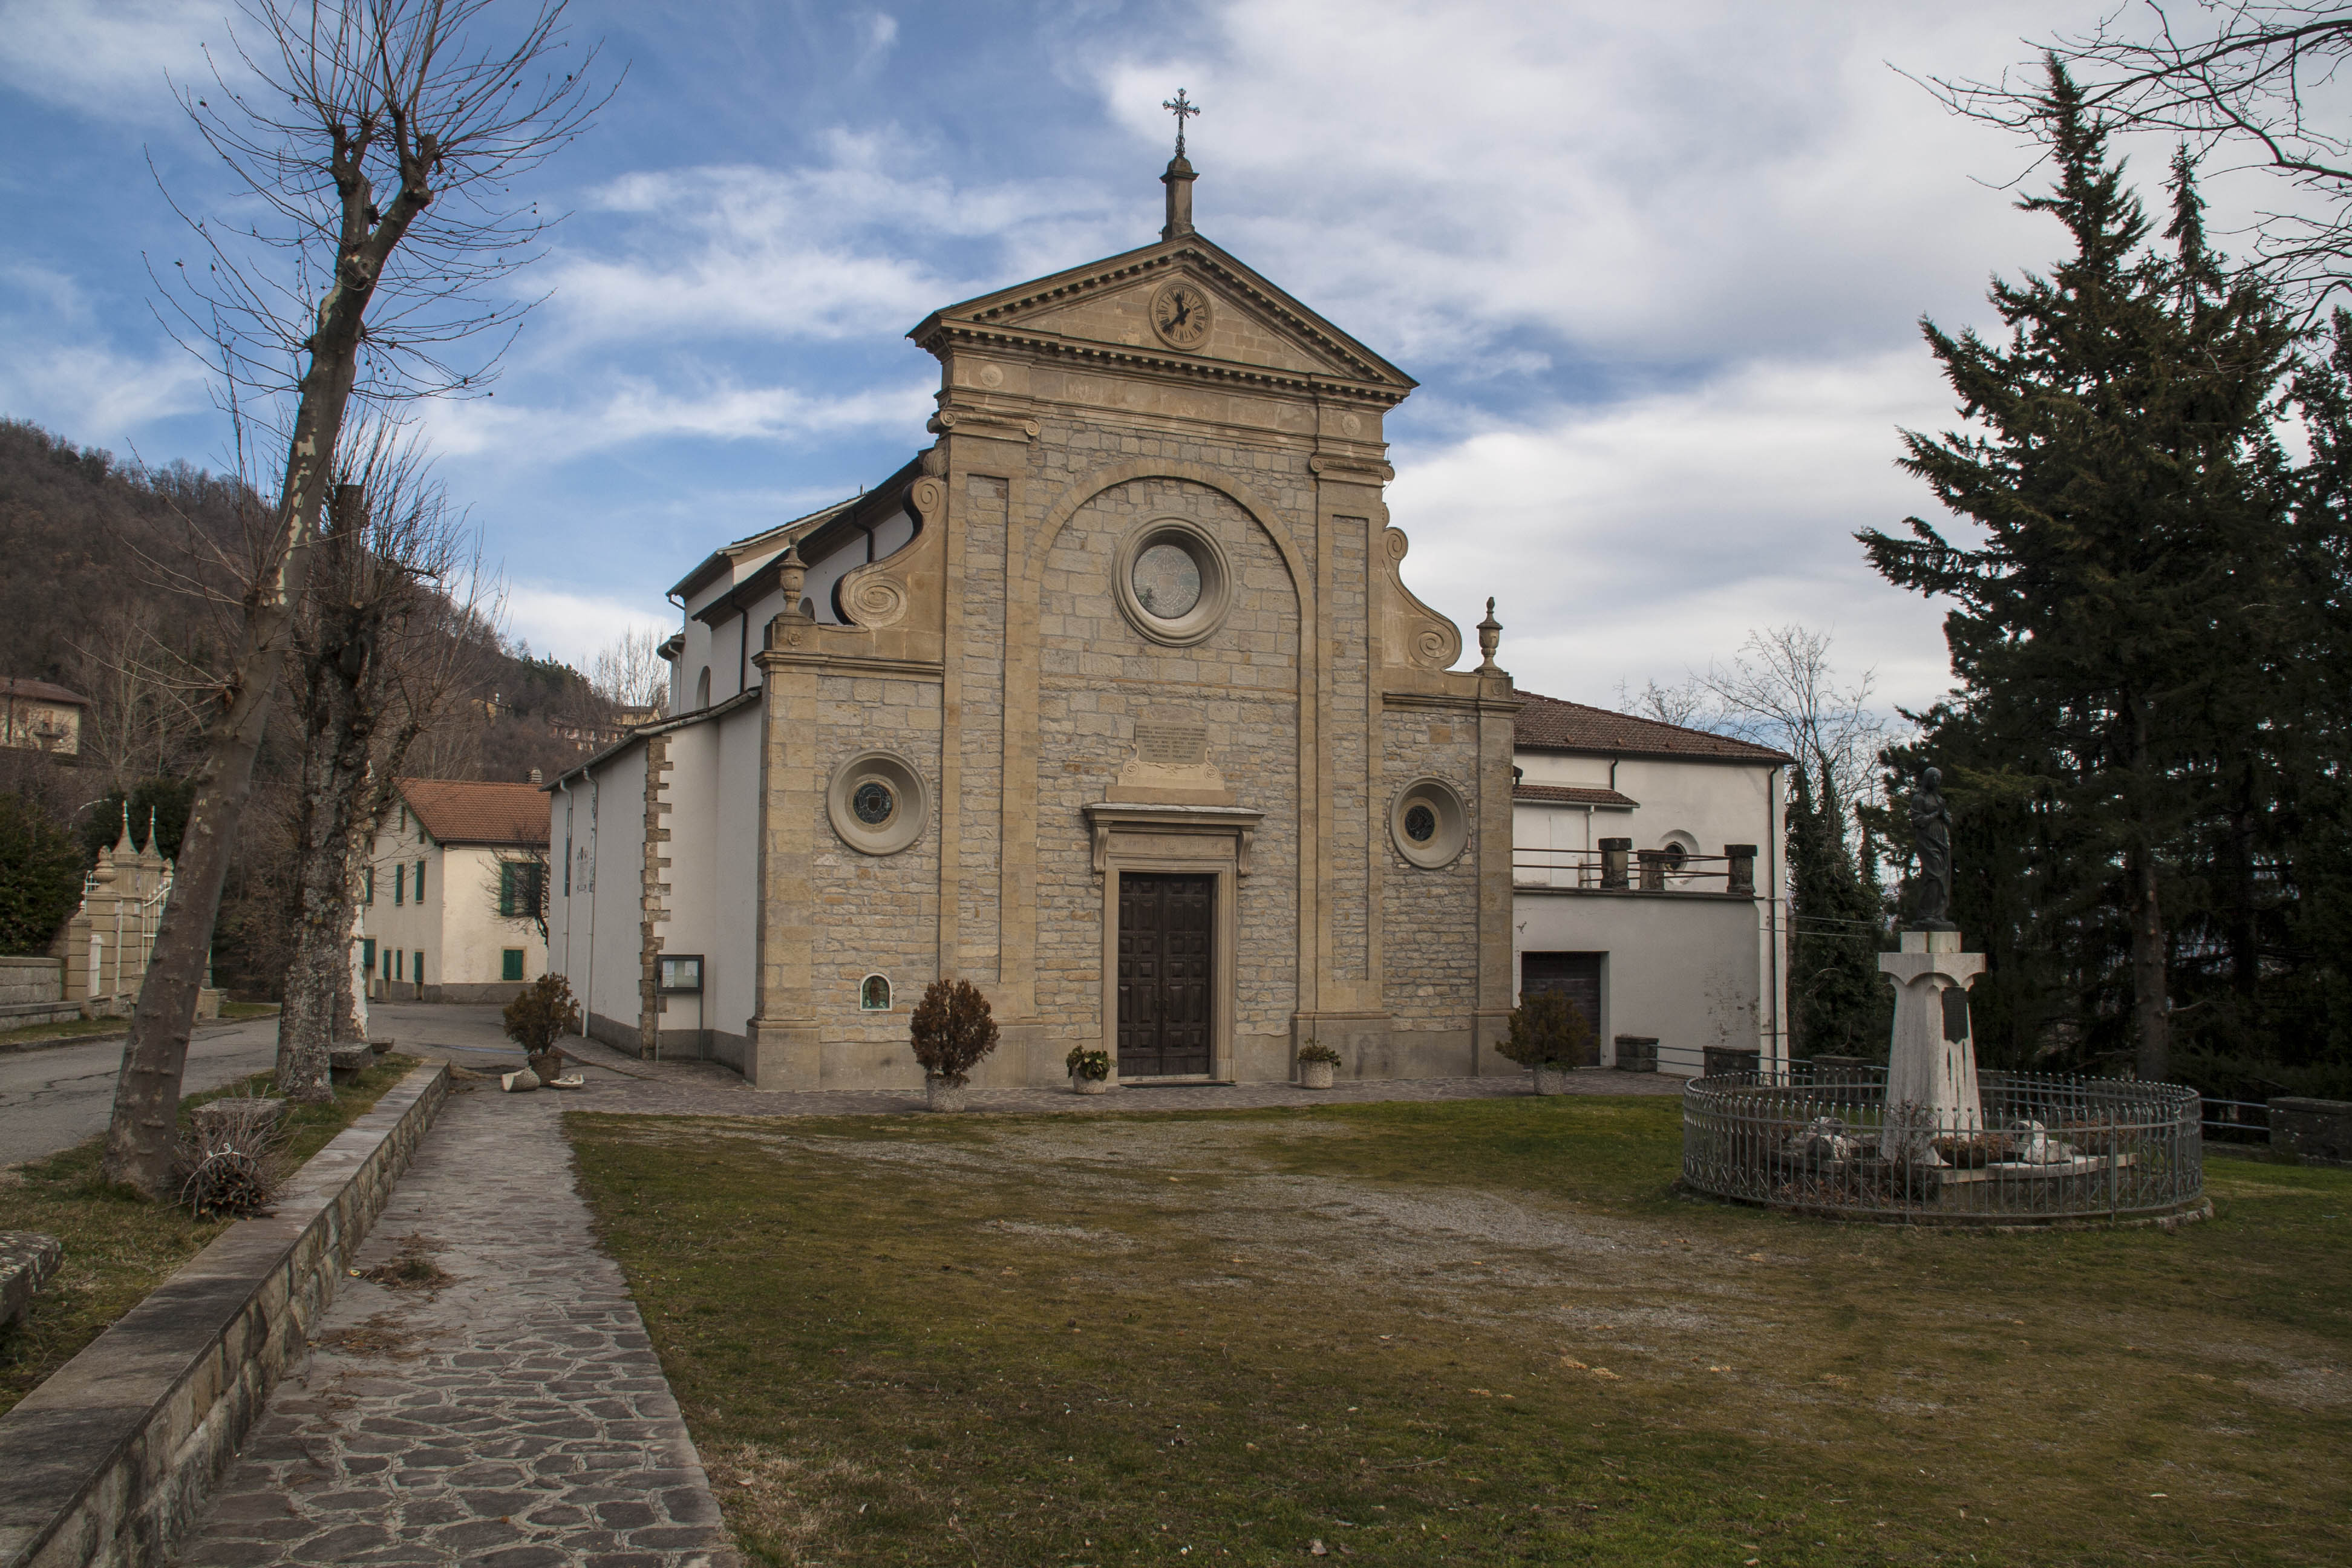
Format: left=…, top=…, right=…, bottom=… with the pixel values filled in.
left=1161, top=88, right=1200, bottom=157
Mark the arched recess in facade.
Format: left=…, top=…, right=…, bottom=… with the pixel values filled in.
left=993, top=457, right=1316, bottom=1025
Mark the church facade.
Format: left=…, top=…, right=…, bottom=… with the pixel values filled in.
left=545, top=152, right=1521, bottom=1089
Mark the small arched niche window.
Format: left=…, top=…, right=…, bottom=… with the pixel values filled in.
left=695, top=666, right=712, bottom=709
left=859, top=974, right=892, bottom=1011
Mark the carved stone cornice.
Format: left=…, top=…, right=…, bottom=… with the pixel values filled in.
left=920, top=321, right=1409, bottom=407
left=1080, top=800, right=1264, bottom=875
left=927, top=406, right=1040, bottom=442
left=1309, top=452, right=1396, bottom=483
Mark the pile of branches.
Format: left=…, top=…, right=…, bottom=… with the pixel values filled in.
left=175, top=1096, right=291, bottom=1218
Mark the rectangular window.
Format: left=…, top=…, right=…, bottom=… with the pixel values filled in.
left=363, top=866, right=374, bottom=905
left=498, top=862, right=516, bottom=917
left=382, top=947, right=391, bottom=979
left=394, top=864, right=405, bottom=906
left=414, top=858, right=426, bottom=902
left=361, top=937, right=376, bottom=975
left=395, top=949, right=404, bottom=980
left=501, top=948, right=525, bottom=982
left=414, top=951, right=425, bottom=986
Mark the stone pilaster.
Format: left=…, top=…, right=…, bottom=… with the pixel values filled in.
left=1472, top=662, right=1523, bottom=1075
left=748, top=598, right=824, bottom=1089
left=636, top=733, right=673, bottom=1060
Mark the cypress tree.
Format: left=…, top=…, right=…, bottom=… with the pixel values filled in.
left=1787, top=762, right=1889, bottom=1059
left=1860, top=60, right=2299, bottom=1082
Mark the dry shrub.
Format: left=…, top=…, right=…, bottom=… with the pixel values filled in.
left=909, top=978, right=998, bottom=1086
left=174, top=1096, right=289, bottom=1217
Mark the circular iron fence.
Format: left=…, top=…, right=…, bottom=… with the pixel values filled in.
left=1681, top=1068, right=2207, bottom=1226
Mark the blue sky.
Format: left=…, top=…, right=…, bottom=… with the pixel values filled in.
left=0, top=1, right=2231, bottom=710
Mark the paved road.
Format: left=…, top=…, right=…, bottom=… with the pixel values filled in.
left=178, top=1074, right=738, bottom=1567
left=0, top=1003, right=531, bottom=1170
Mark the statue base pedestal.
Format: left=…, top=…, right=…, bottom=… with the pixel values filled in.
left=1878, top=929, right=1986, bottom=1165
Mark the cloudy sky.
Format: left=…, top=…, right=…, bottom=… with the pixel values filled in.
left=0, top=0, right=2255, bottom=711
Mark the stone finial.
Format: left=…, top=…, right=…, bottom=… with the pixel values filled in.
left=777, top=541, right=808, bottom=609
left=1161, top=87, right=1201, bottom=241
left=1475, top=597, right=1502, bottom=672
left=113, top=803, right=132, bottom=857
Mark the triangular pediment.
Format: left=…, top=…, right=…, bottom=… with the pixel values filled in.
left=910, top=234, right=1416, bottom=396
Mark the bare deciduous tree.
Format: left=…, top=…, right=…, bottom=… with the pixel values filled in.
left=105, top=0, right=606, bottom=1194
left=276, top=426, right=492, bottom=1101
left=1925, top=3, right=2352, bottom=304
left=1696, top=625, right=1892, bottom=832
left=590, top=625, right=671, bottom=716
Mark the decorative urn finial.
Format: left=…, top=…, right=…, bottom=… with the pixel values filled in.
left=777, top=541, right=808, bottom=608
left=1476, top=596, right=1502, bottom=672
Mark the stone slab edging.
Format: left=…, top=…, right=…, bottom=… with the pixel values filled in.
left=0, top=1060, right=450, bottom=1568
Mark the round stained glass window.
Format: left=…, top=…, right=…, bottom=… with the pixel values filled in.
left=1131, top=541, right=1203, bottom=619
left=1403, top=803, right=1438, bottom=843
left=852, top=780, right=896, bottom=826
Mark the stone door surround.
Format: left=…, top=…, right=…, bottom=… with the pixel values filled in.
left=1085, top=802, right=1259, bottom=1082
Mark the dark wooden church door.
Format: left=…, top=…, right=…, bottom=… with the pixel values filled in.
left=1117, top=872, right=1214, bottom=1077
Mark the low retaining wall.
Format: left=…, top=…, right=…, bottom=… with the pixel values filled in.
left=0, top=1060, right=450, bottom=1568
left=2271, top=1097, right=2352, bottom=1167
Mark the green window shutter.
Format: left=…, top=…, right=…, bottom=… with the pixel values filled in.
left=415, top=952, right=425, bottom=985
left=499, top=862, right=515, bottom=917
left=502, top=948, right=524, bottom=982
left=364, top=866, right=374, bottom=904
left=362, top=938, right=376, bottom=973
left=394, top=864, right=404, bottom=905
left=415, top=858, right=426, bottom=901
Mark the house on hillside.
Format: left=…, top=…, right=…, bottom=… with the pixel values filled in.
left=362, top=779, right=549, bottom=1002
left=2, top=678, right=88, bottom=759
left=1511, top=690, right=1789, bottom=1076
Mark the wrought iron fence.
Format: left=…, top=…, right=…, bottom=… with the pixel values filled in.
left=2200, top=1096, right=2270, bottom=1145
left=1681, top=1067, right=2206, bottom=1225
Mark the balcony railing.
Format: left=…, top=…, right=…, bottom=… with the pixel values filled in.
left=1512, top=840, right=1758, bottom=895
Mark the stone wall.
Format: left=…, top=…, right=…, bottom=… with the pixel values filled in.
left=0, top=1062, right=449, bottom=1568
left=1380, top=710, right=1482, bottom=1031
left=0, top=956, right=77, bottom=1030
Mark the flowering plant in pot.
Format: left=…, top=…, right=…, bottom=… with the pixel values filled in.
left=1296, top=1039, right=1342, bottom=1089
left=1065, top=1045, right=1112, bottom=1095
left=1497, top=992, right=1594, bottom=1094
left=911, top=977, right=998, bottom=1111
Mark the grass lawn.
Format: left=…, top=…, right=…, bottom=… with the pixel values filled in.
left=569, top=1098, right=2352, bottom=1567
left=0, top=1051, right=419, bottom=1414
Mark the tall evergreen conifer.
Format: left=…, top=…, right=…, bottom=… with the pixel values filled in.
left=1861, top=60, right=2299, bottom=1082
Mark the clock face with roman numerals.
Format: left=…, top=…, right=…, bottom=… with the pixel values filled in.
left=1151, top=280, right=1212, bottom=348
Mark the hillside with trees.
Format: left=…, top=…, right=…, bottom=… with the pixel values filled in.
left=0, top=416, right=629, bottom=995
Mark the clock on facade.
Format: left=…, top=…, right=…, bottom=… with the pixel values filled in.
left=1151, top=280, right=1212, bottom=348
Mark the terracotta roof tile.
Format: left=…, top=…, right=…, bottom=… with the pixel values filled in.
left=1512, top=782, right=1639, bottom=809
left=1, top=678, right=91, bottom=706
left=1512, top=688, right=1791, bottom=764
left=396, top=779, right=549, bottom=847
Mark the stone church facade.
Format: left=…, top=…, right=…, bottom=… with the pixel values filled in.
left=546, top=151, right=1521, bottom=1089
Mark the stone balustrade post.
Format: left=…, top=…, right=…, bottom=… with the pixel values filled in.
left=1724, top=843, right=1757, bottom=896
left=1599, top=837, right=1630, bottom=890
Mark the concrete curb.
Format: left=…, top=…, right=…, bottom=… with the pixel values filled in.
left=0, top=1016, right=275, bottom=1059
left=0, top=1060, right=450, bottom=1568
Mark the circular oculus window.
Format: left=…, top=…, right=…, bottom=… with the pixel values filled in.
left=1113, top=519, right=1232, bottom=647
left=827, top=751, right=930, bottom=855
left=1390, top=777, right=1469, bottom=869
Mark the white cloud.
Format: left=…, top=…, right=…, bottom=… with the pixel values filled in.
left=497, top=581, right=673, bottom=673
left=1387, top=349, right=1961, bottom=710
left=422, top=374, right=935, bottom=460
left=0, top=0, right=226, bottom=121
left=0, top=333, right=212, bottom=449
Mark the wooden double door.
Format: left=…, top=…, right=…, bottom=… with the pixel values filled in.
left=1520, top=951, right=1604, bottom=1065
left=1116, top=872, right=1214, bottom=1078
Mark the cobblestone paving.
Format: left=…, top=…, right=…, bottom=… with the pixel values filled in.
left=555, top=1039, right=1682, bottom=1120
left=175, top=1086, right=737, bottom=1568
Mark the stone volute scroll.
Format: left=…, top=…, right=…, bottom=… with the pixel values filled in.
left=837, top=450, right=945, bottom=631
left=1379, top=528, right=1463, bottom=671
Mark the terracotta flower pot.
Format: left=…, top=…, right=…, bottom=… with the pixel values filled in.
left=1073, top=1074, right=1110, bottom=1095
left=1532, top=1063, right=1572, bottom=1096
left=927, top=1074, right=969, bottom=1112
left=1299, top=1059, right=1336, bottom=1090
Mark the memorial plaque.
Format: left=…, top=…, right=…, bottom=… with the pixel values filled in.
left=1134, top=722, right=1209, bottom=768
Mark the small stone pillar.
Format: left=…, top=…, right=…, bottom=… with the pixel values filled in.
left=1723, top=844, right=1757, bottom=896
left=1877, top=929, right=1986, bottom=1163
left=1598, top=837, right=1630, bottom=890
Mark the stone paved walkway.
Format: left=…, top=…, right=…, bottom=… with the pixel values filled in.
left=553, top=1036, right=1682, bottom=1120
left=175, top=1085, right=737, bottom=1568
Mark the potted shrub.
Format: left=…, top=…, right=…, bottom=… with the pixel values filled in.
left=503, top=973, right=582, bottom=1085
left=1066, top=1045, right=1112, bottom=1095
left=911, top=978, right=999, bottom=1111
left=1296, top=1039, right=1342, bottom=1089
left=1498, top=992, right=1594, bottom=1095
